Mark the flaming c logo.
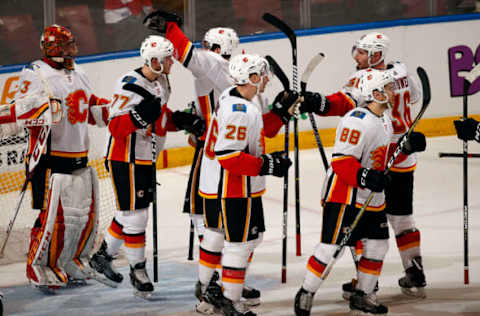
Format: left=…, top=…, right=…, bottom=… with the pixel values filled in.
left=370, top=145, right=386, bottom=170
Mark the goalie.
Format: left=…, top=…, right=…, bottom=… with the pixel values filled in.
left=0, top=24, right=109, bottom=290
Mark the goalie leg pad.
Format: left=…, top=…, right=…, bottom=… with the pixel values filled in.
left=28, top=167, right=100, bottom=284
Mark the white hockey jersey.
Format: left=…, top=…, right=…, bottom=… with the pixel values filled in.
left=15, top=60, right=94, bottom=160
left=342, top=62, right=422, bottom=171
left=104, top=69, right=172, bottom=163
left=322, top=107, right=393, bottom=211
left=199, top=87, right=266, bottom=199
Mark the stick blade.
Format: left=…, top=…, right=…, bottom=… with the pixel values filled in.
left=266, top=55, right=290, bottom=90
left=262, top=13, right=296, bottom=45
left=301, top=53, right=326, bottom=89
left=417, top=67, right=431, bottom=107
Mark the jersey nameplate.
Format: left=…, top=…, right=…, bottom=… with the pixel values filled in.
left=232, top=103, right=246, bottom=112
left=350, top=110, right=366, bottom=119
left=122, top=76, right=137, bottom=84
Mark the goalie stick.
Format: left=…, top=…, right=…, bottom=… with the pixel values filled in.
left=0, top=65, right=53, bottom=257
left=263, top=13, right=298, bottom=282
left=320, top=66, right=431, bottom=281
left=460, top=61, right=480, bottom=285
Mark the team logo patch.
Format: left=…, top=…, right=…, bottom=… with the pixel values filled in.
left=350, top=110, right=366, bottom=119
left=137, top=190, right=145, bottom=198
left=122, top=76, right=137, bottom=84
left=232, top=103, right=246, bottom=112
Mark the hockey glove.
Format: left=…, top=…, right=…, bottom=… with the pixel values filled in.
left=454, top=118, right=480, bottom=142
left=399, top=131, right=426, bottom=155
left=299, top=91, right=330, bottom=115
left=129, top=97, right=162, bottom=129
left=271, top=90, right=300, bottom=124
left=172, top=111, right=206, bottom=137
left=259, top=151, right=292, bottom=177
left=143, top=10, right=183, bottom=33
left=357, top=168, right=389, bottom=192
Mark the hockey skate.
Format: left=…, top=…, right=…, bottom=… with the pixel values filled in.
left=89, top=241, right=123, bottom=287
left=241, top=285, right=261, bottom=307
left=129, top=260, right=154, bottom=299
left=220, top=296, right=256, bottom=316
left=342, top=279, right=379, bottom=301
left=195, top=276, right=223, bottom=315
left=294, top=287, right=314, bottom=316
left=398, top=256, right=426, bottom=298
left=349, top=290, right=388, bottom=315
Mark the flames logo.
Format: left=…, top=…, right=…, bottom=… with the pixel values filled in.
left=370, top=145, right=386, bottom=170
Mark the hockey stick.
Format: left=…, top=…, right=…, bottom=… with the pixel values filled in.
left=0, top=66, right=53, bottom=258
left=320, top=66, right=431, bottom=281
left=300, top=53, right=360, bottom=266
left=265, top=55, right=290, bottom=90
left=263, top=12, right=298, bottom=283
left=151, top=122, right=159, bottom=282
left=460, top=62, right=480, bottom=285
left=300, top=53, right=329, bottom=171
left=439, top=152, right=480, bottom=158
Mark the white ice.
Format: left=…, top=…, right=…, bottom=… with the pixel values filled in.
left=1, top=135, right=479, bottom=315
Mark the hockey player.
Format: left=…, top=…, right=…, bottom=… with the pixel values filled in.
left=88, top=35, right=204, bottom=298
left=143, top=10, right=268, bottom=310
left=195, top=53, right=300, bottom=316
left=295, top=68, right=424, bottom=316
left=0, top=24, right=109, bottom=290
left=454, top=117, right=480, bottom=142
left=300, top=32, right=427, bottom=299
left=163, top=13, right=239, bottom=246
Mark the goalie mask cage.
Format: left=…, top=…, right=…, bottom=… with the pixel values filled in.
left=0, top=126, right=116, bottom=266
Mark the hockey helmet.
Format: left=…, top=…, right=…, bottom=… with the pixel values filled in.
left=358, top=68, right=395, bottom=105
left=203, top=27, right=239, bottom=56
left=352, top=32, right=390, bottom=67
left=140, top=35, right=174, bottom=74
left=229, top=53, right=270, bottom=86
left=40, top=24, right=77, bottom=70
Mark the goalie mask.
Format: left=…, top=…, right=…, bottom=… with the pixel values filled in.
left=203, top=27, right=239, bottom=57
left=358, top=69, right=395, bottom=105
left=40, top=24, right=78, bottom=70
left=352, top=32, right=390, bottom=67
left=229, top=54, right=270, bottom=92
left=140, top=35, right=174, bottom=74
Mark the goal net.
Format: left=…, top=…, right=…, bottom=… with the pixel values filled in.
left=0, top=125, right=116, bottom=266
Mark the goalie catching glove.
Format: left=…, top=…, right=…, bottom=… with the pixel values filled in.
left=299, top=91, right=330, bottom=115
left=271, top=90, right=300, bottom=123
left=143, top=10, right=183, bottom=34
left=172, top=111, right=205, bottom=137
left=357, top=168, right=390, bottom=192
left=129, top=97, right=163, bottom=128
left=259, top=151, right=292, bottom=177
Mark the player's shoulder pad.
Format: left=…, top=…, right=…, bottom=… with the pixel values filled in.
left=232, top=103, right=247, bottom=113
left=122, top=75, right=137, bottom=84
left=349, top=109, right=366, bottom=119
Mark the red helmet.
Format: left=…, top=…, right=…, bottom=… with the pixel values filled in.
left=40, top=24, right=78, bottom=69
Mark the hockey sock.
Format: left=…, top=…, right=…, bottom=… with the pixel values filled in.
left=199, top=229, right=223, bottom=286
left=387, top=214, right=421, bottom=269
left=222, top=241, right=252, bottom=302
left=303, top=243, right=338, bottom=293
left=104, top=217, right=125, bottom=256
left=357, top=239, right=388, bottom=294
left=124, top=231, right=146, bottom=266
left=396, top=229, right=421, bottom=269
